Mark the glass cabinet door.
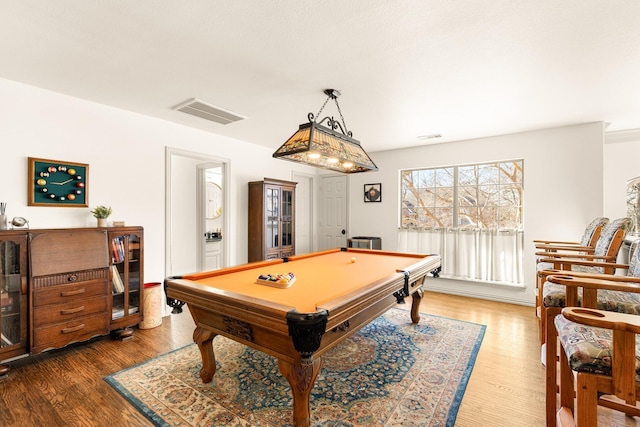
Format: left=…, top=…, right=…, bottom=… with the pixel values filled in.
left=281, top=189, right=293, bottom=246
left=0, top=234, right=27, bottom=360
left=109, top=229, right=143, bottom=333
left=266, top=186, right=279, bottom=249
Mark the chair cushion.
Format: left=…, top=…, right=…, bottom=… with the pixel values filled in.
left=594, top=217, right=632, bottom=257
left=554, top=314, right=640, bottom=375
left=542, top=281, right=640, bottom=313
left=536, top=261, right=554, bottom=272
left=581, top=217, right=610, bottom=246
left=628, top=240, right=640, bottom=277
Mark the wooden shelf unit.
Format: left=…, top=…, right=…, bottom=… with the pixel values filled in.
left=108, top=227, right=144, bottom=337
left=248, top=178, right=297, bottom=262
left=0, top=226, right=144, bottom=376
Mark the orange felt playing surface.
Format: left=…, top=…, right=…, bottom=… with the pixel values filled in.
left=182, top=249, right=428, bottom=313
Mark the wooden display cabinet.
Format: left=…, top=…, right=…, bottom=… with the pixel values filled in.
left=248, top=178, right=297, bottom=262
left=107, top=226, right=144, bottom=339
left=0, top=227, right=144, bottom=379
left=0, top=231, right=28, bottom=377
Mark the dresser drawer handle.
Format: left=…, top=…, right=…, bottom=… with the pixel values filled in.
left=68, top=274, right=78, bottom=282
left=61, top=323, right=85, bottom=334
left=61, top=324, right=86, bottom=334
left=61, top=288, right=85, bottom=297
left=61, top=306, right=86, bottom=315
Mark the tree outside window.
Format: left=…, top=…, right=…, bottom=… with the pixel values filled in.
left=401, top=160, right=523, bottom=229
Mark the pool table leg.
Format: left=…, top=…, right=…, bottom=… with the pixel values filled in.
left=193, top=326, right=217, bottom=383
left=410, top=287, right=425, bottom=323
left=277, top=357, right=322, bottom=427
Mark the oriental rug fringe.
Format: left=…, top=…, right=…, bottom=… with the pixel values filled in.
left=105, top=309, right=485, bottom=426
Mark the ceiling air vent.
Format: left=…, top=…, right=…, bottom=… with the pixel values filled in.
left=173, top=98, right=246, bottom=125
left=417, top=133, right=442, bottom=140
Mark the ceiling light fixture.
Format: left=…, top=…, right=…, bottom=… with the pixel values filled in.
left=273, top=89, right=378, bottom=173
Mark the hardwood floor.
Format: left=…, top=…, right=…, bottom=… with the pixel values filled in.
left=1, top=292, right=546, bottom=426
left=422, top=292, right=546, bottom=426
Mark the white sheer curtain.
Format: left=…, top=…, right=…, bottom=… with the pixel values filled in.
left=398, top=228, right=524, bottom=285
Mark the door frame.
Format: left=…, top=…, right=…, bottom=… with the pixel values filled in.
left=164, top=147, right=230, bottom=276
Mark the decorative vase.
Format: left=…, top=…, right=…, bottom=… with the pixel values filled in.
left=97, top=218, right=108, bottom=227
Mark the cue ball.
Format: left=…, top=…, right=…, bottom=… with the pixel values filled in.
left=350, top=257, right=356, bottom=263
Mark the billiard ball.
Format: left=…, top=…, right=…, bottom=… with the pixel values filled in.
left=350, top=257, right=356, bottom=263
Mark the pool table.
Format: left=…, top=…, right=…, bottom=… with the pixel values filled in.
left=165, top=247, right=441, bottom=427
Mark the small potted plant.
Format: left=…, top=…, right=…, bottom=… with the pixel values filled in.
left=91, top=205, right=112, bottom=227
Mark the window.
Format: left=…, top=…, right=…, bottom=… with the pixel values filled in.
left=401, top=160, right=523, bottom=230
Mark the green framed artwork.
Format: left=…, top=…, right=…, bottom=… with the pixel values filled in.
left=28, top=157, right=89, bottom=207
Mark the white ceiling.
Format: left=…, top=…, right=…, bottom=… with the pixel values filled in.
left=2, top=0, right=640, bottom=153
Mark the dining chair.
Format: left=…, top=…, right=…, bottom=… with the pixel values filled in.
left=544, top=257, right=640, bottom=426
left=554, top=306, right=640, bottom=426
left=537, top=218, right=633, bottom=346
left=534, top=217, right=610, bottom=339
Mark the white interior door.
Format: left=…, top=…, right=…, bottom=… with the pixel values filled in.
left=293, top=172, right=313, bottom=255
left=319, top=175, right=348, bottom=250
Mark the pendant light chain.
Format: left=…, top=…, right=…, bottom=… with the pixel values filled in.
left=334, top=97, right=349, bottom=135
left=315, top=95, right=331, bottom=119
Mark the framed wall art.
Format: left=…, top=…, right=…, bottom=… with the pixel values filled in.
left=28, top=157, right=89, bottom=207
left=364, top=183, right=381, bottom=203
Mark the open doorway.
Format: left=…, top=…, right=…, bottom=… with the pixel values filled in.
left=165, top=147, right=229, bottom=277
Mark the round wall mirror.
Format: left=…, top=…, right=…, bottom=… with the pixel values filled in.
left=206, top=182, right=223, bottom=219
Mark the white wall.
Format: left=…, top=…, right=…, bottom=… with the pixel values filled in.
left=0, top=77, right=317, bottom=284
left=348, top=123, right=606, bottom=306
left=604, top=130, right=640, bottom=219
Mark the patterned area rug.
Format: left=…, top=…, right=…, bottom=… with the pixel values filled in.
left=105, top=309, right=485, bottom=427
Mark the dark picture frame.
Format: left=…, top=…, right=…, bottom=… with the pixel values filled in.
left=364, top=183, right=381, bottom=203
left=28, top=157, right=89, bottom=207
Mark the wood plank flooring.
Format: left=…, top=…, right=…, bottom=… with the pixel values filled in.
left=0, top=291, right=548, bottom=426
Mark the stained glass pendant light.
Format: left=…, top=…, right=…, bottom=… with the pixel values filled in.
left=273, top=89, right=378, bottom=173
